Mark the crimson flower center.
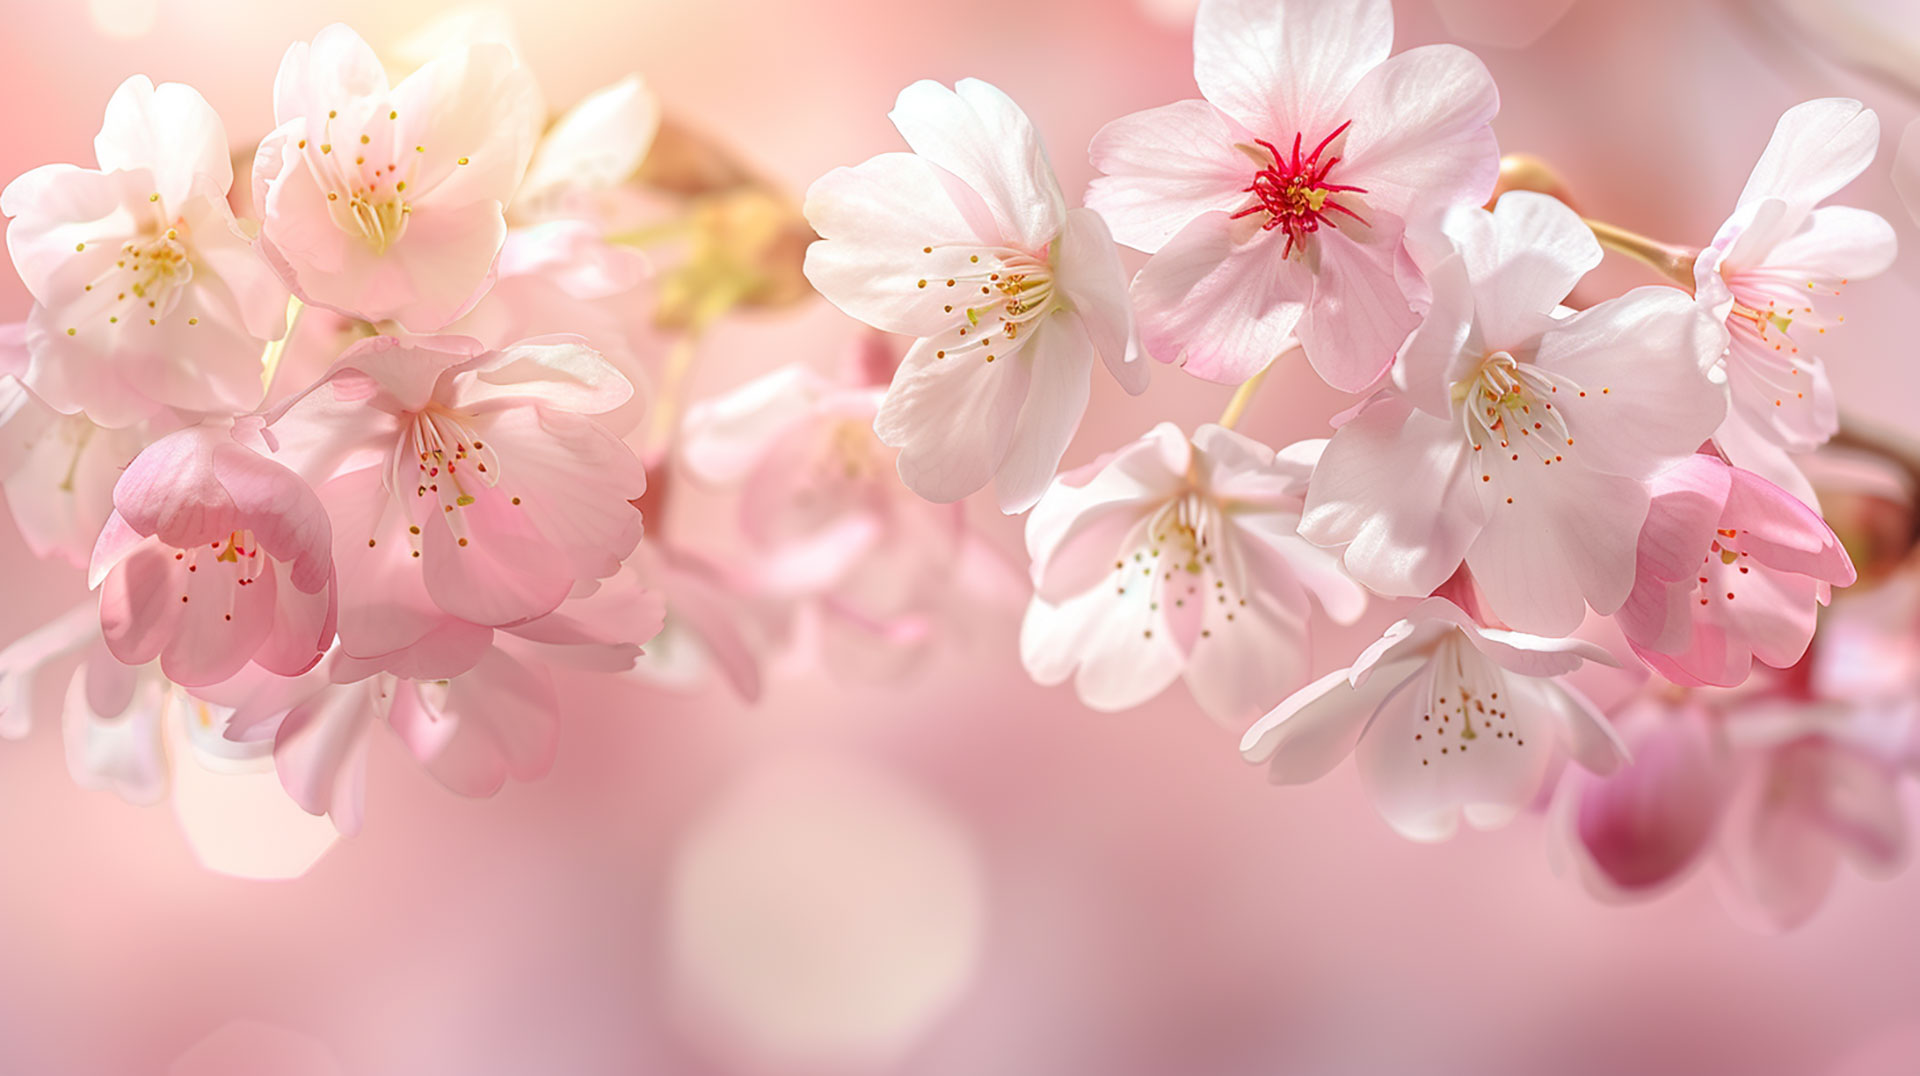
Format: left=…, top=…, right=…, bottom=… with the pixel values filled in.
left=1231, top=120, right=1370, bottom=259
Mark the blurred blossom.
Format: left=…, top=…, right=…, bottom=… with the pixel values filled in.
left=667, top=754, right=986, bottom=1072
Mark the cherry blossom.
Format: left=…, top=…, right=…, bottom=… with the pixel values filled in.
left=220, top=580, right=661, bottom=835
left=1020, top=422, right=1364, bottom=726
left=1618, top=453, right=1855, bottom=687
left=1242, top=598, right=1627, bottom=841
left=681, top=360, right=1023, bottom=681
left=1, top=76, right=288, bottom=427
left=1696, top=99, right=1897, bottom=474
left=88, top=424, right=338, bottom=688
left=261, top=333, right=646, bottom=675
left=1559, top=681, right=1918, bottom=931
left=1301, top=192, right=1727, bottom=635
left=253, top=23, right=543, bottom=330
left=803, top=78, right=1145, bottom=513
left=1087, top=0, right=1499, bottom=390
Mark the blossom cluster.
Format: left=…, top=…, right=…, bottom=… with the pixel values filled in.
left=0, top=0, right=1912, bottom=930
left=800, top=0, right=1910, bottom=926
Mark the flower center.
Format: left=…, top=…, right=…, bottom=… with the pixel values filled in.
left=303, top=105, right=467, bottom=255
left=1454, top=351, right=1576, bottom=470
left=68, top=202, right=196, bottom=334
left=171, top=529, right=267, bottom=622
left=1721, top=267, right=1850, bottom=409
left=389, top=408, right=502, bottom=548
left=1230, top=122, right=1370, bottom=259
left=915, top=246, right=1057, bottom=364
left=1147, top=492, right=1214, bottom=577
left=1410, top=634, right=1525, bottom=765
left=1692, top=527, right=1754, bottom=608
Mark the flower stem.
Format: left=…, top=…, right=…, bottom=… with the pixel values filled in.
left=259, top=295, right=306, bottom=399
left=647, top=331, right=703, bottom=457
left=1583, top=219, right=1698, bottom=289
left=1217, top=363, right=1271, bottom=431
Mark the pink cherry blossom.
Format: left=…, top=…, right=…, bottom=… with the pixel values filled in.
left=253, top=24, right=543, bottom=330
left=1, top=76, right=289, bottom=427
left=1618, top=453, right=1855, bottom=688
left=1301, top=192, right=1728, bottom=635
left=1696, top=99, right=1897, bottom=474
left=1559, top=695, right=1729, bottom=897
left=1021, top=422, right=1365, bottom=726
left=87, top=424, right=338, bottom=688
left=1087, top=0, right=1499, bottom=390
left=221, top=581, right=662, bottom=835
left=1242, top=597, right=1627, bottom=841
left=682, top=360, right=1023, bottom=682
left=261, top=333, right=646, bottom=675
left=1559, top=678, right=1918, bottom=931
left=803, top=78, right=1146, bottom=513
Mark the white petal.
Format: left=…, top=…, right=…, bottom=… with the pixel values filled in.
left=1737, top=98, right=1879, bottom=213
left=888, top=79, right=1065, bottom=252
left=1193, top=0, right=1393, bottom=136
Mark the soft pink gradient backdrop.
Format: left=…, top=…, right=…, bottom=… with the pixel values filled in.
left=4, top=0, right=1920, bottom=1073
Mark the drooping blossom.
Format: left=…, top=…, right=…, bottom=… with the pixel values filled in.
left=1695, top=99, right=1897, bottom=480
left=1, top=76, right=289, bottom=427
left=220, top=578, right=662, bottom=835
left=1020, top=422, right=1365, bottom=726
left=1087, top=0, right=1499, bottom=389
left=0, top=600, right=283, bottom=807
left=87, top=424, right=338, bottom=688
left=1618, top=453, right=1855, bottom=687
left=1558, top=678, right=1918, bottom=931
left=681, top=357, right=1024, bottom=681
left=1301, top=192, right=1728, bottom=635
left=261, top=333, right=646, bottom=676
left=803, top=78, right=1146, bottom=513
left=1242, top=597, right=1627, bottom=841
left=253, top=23, right=543, bottom=330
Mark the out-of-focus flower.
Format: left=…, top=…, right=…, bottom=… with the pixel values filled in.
left=1895, top=119, right=1920, bottom=229
left=803, top=78, right=1145, bottom=513
left=1, top=76, right=288, bottom=427
left=1696, top=100, right=1897, bottom=479
left=1559, top=679, right=1919, bottom=931
left=683, top=361, right=1019, bottom=681
left=0, top=368, right=161, bottom=569
left=1619, top=453, right=1855, bottom=687
left=253, top=24, right=542, bottom=330
left=88, top=424, right=337, bottom=688
left=1561, top=694, right=1730, bottom=896
left=262, top=334, right=646, bottom=676
left=1087, top=0, right=1499, bottom=390
left=1242, top=597, right=1626, bottom=841
left=1301, top=192, right=1727, bottom=635
left=1020, top=423, right=1364, bottom=726
left=512, top=75, right=660, bottom=226
left=221, top=579, right=661, bottom=835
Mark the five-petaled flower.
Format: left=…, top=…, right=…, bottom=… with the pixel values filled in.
left=803, top=78, right=1147, bottom=514
left=1088, top=0, right=1500, bottom=390
left=1242, top=597, right=1627, bottom=842
left=1021, top=422, right=1365, bottom=726
left=1300, top=192, right=1728, bottom=635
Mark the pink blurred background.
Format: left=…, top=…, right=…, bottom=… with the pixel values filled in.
left=4, top=0, right=1920, bottom=1072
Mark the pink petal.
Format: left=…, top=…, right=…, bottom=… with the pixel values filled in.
left=1193, top=0, right=1393, bottom=137
left=1132, top=211, right=1309, bottom=384
left=887, top=79, right=1065, bottom=253
left=1086, top=99, right=1255, bottom=253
